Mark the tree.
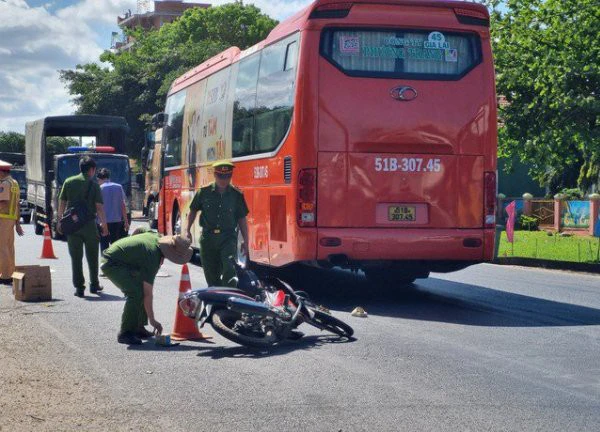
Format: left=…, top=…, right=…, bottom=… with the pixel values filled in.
left=60, top=3, right=277, bottom=157
left=488, top=0, right=599, bottom=192
left=0, top=131, right=25, bottom=153
left=46, top=137, right=77, bottom=157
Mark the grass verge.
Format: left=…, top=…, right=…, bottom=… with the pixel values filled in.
left=497, top=230, right=600, bottom=263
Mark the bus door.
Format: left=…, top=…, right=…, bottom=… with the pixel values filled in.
left=315, top=5, right=495, bottom=242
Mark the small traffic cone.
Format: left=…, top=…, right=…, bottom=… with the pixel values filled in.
left=171, top=264, right=209, bottom=341
left=40, top=224, right=57, bottom=259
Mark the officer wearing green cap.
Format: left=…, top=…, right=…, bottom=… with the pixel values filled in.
left=185, top=160, right=249, bottom=287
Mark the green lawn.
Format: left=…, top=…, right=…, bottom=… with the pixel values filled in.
left=497, top=230, right=600, bottom=263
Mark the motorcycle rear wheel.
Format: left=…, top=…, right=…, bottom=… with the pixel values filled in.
left=309, top=310, right=354, bottom=338
left=211, top=309, right=278, bottom=348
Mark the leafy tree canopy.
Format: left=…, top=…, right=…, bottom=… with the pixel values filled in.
left=488, top=0, right=599, bottom=193
left=60, top=2, right=277, bottom=159
left=0, top=132, right=77, bottom=160
left=46, top=137, right=78, bottom=157
left=0, top=131, right=25, bottom=153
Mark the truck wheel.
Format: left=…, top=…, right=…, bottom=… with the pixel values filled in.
left=33, top=210, right=44, bottom=235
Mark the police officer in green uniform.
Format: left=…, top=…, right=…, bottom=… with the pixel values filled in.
left=101, top=231, right=193, bottom=345
left=57, top=156, right=109, bottom=297
left=185, top=160, right=249, bottom=287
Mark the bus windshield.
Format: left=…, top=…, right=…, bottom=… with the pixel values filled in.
left=321, top=28, right=482, bottom=80
left=57, top=156, right=130, bottom=186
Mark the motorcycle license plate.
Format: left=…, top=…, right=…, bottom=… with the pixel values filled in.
left=388, top=205, right=416, bottom=222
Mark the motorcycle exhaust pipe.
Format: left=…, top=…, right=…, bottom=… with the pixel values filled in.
left=227, top=297, right=280, bottom=318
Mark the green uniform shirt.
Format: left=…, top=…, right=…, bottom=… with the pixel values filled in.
left=102, top=232, right=162, bottom=285
left=190, top=183, right=249, bottom=233
left=59, top=173, right=103, bottom=216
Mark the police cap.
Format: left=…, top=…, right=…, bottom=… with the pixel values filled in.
left=212, top=160, right=234, bottom=175
left=0, top=159, right=12, bottom=172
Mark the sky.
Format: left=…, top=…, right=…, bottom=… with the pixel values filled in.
left=0, top=0, right=312, bottom=133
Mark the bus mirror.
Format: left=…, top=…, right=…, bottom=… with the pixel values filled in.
left=151, top=112, right=166, bottom=128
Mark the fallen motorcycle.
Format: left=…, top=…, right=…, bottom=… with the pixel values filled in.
left=178, top=261, right=354, bottom=348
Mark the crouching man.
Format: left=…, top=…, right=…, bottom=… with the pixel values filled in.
left=101, top=231, right=193, bottom=345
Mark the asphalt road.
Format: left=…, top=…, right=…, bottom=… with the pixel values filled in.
left=4, top=221, right=600, bottom=431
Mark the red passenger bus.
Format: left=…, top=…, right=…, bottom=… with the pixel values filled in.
left=157, top=0, right=497, bottom=285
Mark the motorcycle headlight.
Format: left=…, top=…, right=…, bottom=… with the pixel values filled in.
left=178, top=292, right=200, bottom=317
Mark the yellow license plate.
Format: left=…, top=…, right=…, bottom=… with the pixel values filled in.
left=388, top=206, right=416, bottom=221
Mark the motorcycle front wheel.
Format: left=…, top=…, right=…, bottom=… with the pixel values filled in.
left=211, top=309, right=278, bottom=348
left=309, top=310, right=354, bottom=338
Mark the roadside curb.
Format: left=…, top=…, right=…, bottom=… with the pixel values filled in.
left=494, top=257, right=600, bottom=274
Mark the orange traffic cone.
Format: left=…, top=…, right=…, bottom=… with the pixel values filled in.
left=171, top=264, right=209, bottom=341
left=40, top=224, right=57, bottom=259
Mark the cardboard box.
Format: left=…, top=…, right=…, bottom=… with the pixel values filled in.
left=12, top=265, right=52, bottom=302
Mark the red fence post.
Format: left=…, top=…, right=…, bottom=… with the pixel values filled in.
left=589, top=194, right=600, bottom=236
left=554, top=193, right=563, bottom=232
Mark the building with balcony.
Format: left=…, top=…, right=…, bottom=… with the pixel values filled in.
left=113, top=0, right=210, bottom=51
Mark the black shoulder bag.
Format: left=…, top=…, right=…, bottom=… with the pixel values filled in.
left=60, top=180, right=94, bottom=235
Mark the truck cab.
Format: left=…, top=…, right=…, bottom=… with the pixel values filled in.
left=25, top=115, right=130, bottom=238
left=9, top=169, right=32, bottom=224
left=52, top=148, right=132, bottom=236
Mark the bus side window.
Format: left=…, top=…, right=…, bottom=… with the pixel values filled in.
left=163, top=90, right=186, bottom=167
left=254, top=35, right=297, bottom=154
left=232, top=54, right=260, bottom=157
left=285, top=41, right=298, bottom=72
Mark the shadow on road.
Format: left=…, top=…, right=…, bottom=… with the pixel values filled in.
left=194, top=334, right=355, bottom=359
left=84, top=292, right=124, bottom=302
left=271, top=265, right=600, bottom=328
left=125, top=334, right=353, bottom=356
